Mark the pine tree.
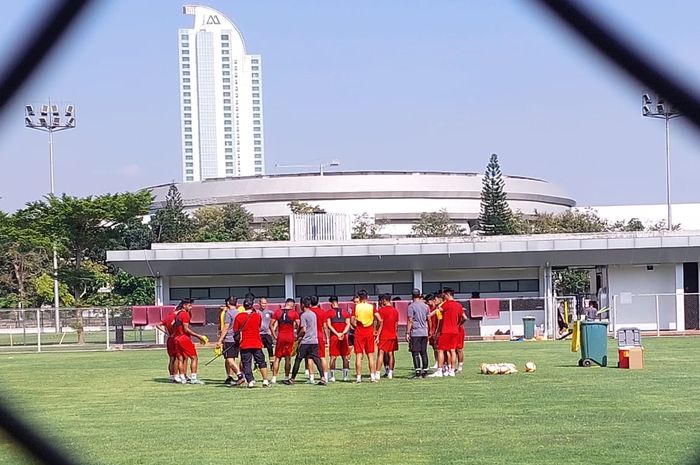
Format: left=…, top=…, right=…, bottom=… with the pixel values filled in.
left=150, top=184, right=192, bottom=242
left=479, top=153, right=516, bottom=235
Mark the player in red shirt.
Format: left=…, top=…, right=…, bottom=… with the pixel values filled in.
left=309, top=295, right=330, bottom=383
left=325, top=296, right=351, bottom=382
left=270, top=298, right=300, bottom=384
left=425, top=294, right=440, bottom=369
left=375, top=294, right=399, bottom=379
left=233, top=298, right=270, bottom=388
left=434, top=288, right=463, bottom=377
left=156, top=307, right=181, bottom=383
left=172, top=299, right=208, bottom=384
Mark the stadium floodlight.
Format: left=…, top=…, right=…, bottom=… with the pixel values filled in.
left=641, top=92, right=682, bottom=230
left=24, top=101, right=77, bottom=333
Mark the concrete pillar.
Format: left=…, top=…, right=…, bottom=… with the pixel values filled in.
left=540, top=264, right=554, bottom=339
left=413, top=270, right=423, bottom=293
left=285, top=273, right=295, bottom=300
left=675, top=264, right=685, bottom=331
left=155, top=276, right=164, bottom=306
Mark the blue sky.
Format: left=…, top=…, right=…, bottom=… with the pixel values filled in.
left=1, top=0, right=699, bottom=211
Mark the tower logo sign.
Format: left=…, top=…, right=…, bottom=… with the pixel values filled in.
left=205, top=15, right=220, bottom=25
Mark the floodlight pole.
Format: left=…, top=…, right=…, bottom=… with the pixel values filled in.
left=642, top=93, right=680, bottom=231
left=25, top=101, right=76, bottom=333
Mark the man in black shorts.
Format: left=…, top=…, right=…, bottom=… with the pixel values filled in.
left=259, top=297, right=275, bottom=359
left=215, top=296, right=245, bottom=385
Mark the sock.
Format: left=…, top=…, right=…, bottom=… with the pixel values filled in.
left=191, top=373, right=197, bottom=380
left=356, top=375, right=362, bottom=382
left=459, top=362, right=464, bottom=369
left=271, top=376, right=276, bottom=383
left=309, top=375, right=315, bottom=382
left=388, top=369, right=392, bottom=377
left=324, top=372, right=329, bottom=381
left=343, top=368, right=349, bottom=378
left=174, top=374, right=181, bottom=382
left=169, top=374, right=175, bottom=381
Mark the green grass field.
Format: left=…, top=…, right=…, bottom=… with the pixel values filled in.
left=2, top=338, right=700, bottom=465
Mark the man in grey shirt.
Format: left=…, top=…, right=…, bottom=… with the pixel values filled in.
left=405, top=288, right=430, bottom=378
left=258, top=297, right=275, bottom=359
left=284, top=296, right=326, bottom=385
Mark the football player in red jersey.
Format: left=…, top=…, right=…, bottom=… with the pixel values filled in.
left=326, top=296, right=351, bottom=382
left=172, top=299, right=208, bottom=384
left=270, top=298, right=300, bottom=384
left=375, top=294, right=399, bottom=379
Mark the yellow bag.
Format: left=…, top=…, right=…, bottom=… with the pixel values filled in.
left=571, top=320, right=580, bottom=353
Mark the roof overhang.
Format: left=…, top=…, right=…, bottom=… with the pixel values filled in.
left=107, top=232, right=700, bottom=277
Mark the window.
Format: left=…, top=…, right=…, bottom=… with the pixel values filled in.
left=225, top=155, right=233, bottom=160
left=184, top=127, right=192, bottom=132
left=518, top=279, right=539, bottom=292
left=225, top=134, right=232, bottom=139
left=184, top=120, right=191, bottom=125
left=252, top=86, right=259, bottom=91
left=222, top=49, right=229, bottom=55
left=180, top=34, right=188, bottom=40
left=221, top=34, right=229, bottom=40
left=251, top=66, right=259, bottom=71
left=225, top=148, right=233, bottom=153
left=255, top=167, right=262, bottom=173
left=183, top=85, right=190, bottom=90
left=393, top=283, right=414, bottom=296
left=223, top=85, right=230, bottom=90
left=479, top=281, right=499, bottom=293
left=254, top=126, right=260, bottom=132
left=252, top=73, right=259, bottom=77
left=255, top=160, right=262, bottom=165
left=226, top=169, right=234, bottom=174
left=223, top=78, right=230, bottom=83
left=253, top=113, right=260, bottom=118
left=181, top=42, right=188, bottom=48
left=254, top=147, right=262, bottom=152
left=460, top=281, right=480, bottom=293
left=252, top=79, right=259, bottom=84
left=222, top=64, right=230, bottom=69
left=181, top=50, right=189, bottom=55
left=223, top=71, right=230, bottom=76
left=253, top=106, right=260, bottom=111
left=251, top=58, right=259, bottom=64
left=252, top=93, right=259, bottom=98
left=223, top=92, right=231, bottom=97
left=185, top=162, right=193, bottom=168
left=224, top=127, right=232, bottom=132
left=252, top=99, right=260, bottom=104
left=254, top=134, right=261, bottom=139
left=375, top=284, right=393, bottom=295
left=182, top=64, right=190, bottom=69
left=224, top=99, right=231, bottom=104
left=183, top=100, right=191, bottom=105
left=186, top=169, right=193, bottom=174
left=498, top=280, right=518, bottom=292
left=170, top=288, right=189, bottom=300
left=184, top=113, right=191, bottom=118
left=224, top=113, right=231, bottom=118
left=185, top=155, right=193, bottom=160
left=224, top=106, right=231, bottom=111
left=186, top=176, right=194, bottom=181
left=182, top=78, right=190, bottom=83
left=182, top=57, right=189, bottom=62
left=185, top=134, right=192, bottom=139
left=182, top=71, right=190, bottom=76
left=224, top=120, right=232, bottom=125
left=210, top=287, right=229, bottom=300
left=222, top=42, right=229, bottom=48
left=183, top=92, right=191, bottom=97
left=226, top=162, right=233, bottom=167
left=185, top=148, right=193, bottom=153
left=253, top=120, right=260, bottom=125
left=190, top=288, right=209, bottom=299
left=254, top=141, right=261, bottom=145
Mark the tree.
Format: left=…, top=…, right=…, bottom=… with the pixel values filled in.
left=111, top=270, right=154, bottom=306
left=479, top=153, right=517, bottom=235
left=352, top=213, right=383, bottom=239
left=610, top=218, right=645, bottom=232
left=24, top=191, right=152, bottom=342
left=522, top=210, right=609, bottom=235
left=647, top=220, right=681, bottom=231
left=222, top=203, right=254, bottom=241
left=412, top=210, right=465, bottom=238
left=0, top=211, right=51, bottom=308
left=191, top=206, right=232, bottom=242
left=288, top=200, right=325, bottom=214
left=150, top=184, right=192, bottom=243
left=34, top=273, right=75, bottom=307
left=256, top=218, right=290, bottom=241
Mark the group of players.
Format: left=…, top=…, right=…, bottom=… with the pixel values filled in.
left=158, top=287, right=468, bottom=387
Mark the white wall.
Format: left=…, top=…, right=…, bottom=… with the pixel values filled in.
left=608, top=264, right=677, bottom=330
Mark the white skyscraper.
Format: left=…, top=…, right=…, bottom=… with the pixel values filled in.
left=179, top=5, right=264, bottom=182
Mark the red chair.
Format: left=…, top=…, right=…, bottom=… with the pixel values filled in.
left=485, top=299, right=501, bottom=319
left=394, top=300, right=409, bottom=325
left=319, top=302, right=332, bottom=311
left=132, top=306, right=148, bottom=326
left=266, top=303, right=281, bottom=312
left=190, top=305, right=206, bottom=324
left=469, top=299, right=486, bottom=319
left=338, top=302, right=350, bottom=312
left=146, top=306, right=162, bottom=326
left=160, top=306, right=175, bottom=320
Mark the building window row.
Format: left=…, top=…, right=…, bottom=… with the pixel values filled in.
left=186, top=176, right=194, bottom=181
left=422, top=279, right=540, bottom=295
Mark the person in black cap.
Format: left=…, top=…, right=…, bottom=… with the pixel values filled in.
left=406, top=289, right=430, bottom=378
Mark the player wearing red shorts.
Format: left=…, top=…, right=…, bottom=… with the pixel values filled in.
left=375, top=294, right=399, bottom=379
left=172, top=299, right=208, bottom=384
left=435, top=288, right=463, bottom=378
left=270, top=298, right=300, bottom=384
left=309, top=295, right=330, bottom=382
left=326, top=296, right=351, bottom=382
left=156, top=307, right=181, bottom=383
left=351, top=290, right=379, bottom=383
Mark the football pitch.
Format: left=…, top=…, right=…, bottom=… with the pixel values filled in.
left=2, top=338, right=699, bottom=465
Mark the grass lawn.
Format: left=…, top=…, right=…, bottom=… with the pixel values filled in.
left=1, top=338, right=700, bottom=465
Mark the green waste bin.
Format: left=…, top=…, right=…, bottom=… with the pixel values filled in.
left=579, top=321, right=609, bottom=367
left=522, top=316, right=536, bottom=340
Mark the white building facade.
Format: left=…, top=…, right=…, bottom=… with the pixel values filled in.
left=179, top=5, right=264, bottom=182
